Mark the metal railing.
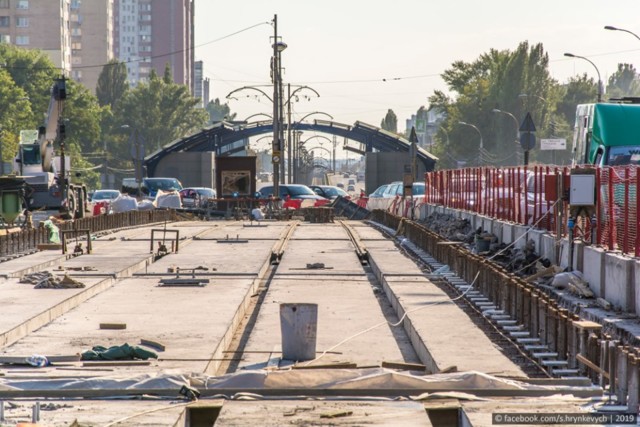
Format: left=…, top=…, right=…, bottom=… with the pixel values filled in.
left=0, top=210, right=177, bottom=257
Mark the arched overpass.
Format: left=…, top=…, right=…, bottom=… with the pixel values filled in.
left=144, top=119, right=438, bottom=176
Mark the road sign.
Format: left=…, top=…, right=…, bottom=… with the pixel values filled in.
left=272, top=150, right=281, bottom=164
left=519, top=132, right=536, bottom=151
left=519, top=112, right=536, bottom=132
left=540, top=138, right=566, bottom=150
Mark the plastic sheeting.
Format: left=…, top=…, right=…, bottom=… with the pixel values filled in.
left=0, top=369, right=599, bottom=396
left=111, top=195, right=138, bottom=213
left=155, top=190, right=182, bottom=209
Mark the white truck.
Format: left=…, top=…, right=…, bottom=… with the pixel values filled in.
left=13, top=78, right=86, bottom=218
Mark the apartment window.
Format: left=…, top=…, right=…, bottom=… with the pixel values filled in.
left=71, top=28, right=81, bottom=36
left=0, top=0, right=9, bottom=9
left=16, top=17, right=28, bottom=28
left=70, top=0, right=81, bottom=10
left=0, top=34, right=9, bottom=43
left=15, top=35, right=29, bottom=45
left=0, top=16, right=9, bottom=27
left=16, top=0, right=28, bottom=9
left=71, top=42, right=81, bottom=50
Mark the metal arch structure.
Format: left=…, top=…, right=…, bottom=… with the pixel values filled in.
left=144, top=119, right=438, bottom=176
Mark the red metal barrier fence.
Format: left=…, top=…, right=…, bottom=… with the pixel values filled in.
left=424, top=165, right=640, bottom=257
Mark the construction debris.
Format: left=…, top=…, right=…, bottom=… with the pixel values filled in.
left=421, top=213, right=474, bottom=243
left=20, top=271, right=85, bottom=289
left=80, top=343, right=158, bottom=361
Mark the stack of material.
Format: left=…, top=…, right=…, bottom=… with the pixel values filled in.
left=20, top=271, right=85, bottom=289
left=421, top=213, right=474, bottom=242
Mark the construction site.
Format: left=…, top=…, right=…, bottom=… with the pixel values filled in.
left=0, top=205, right=636, bottom=426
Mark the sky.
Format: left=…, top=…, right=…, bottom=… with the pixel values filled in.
left=194, top=0, right=640, bottom=136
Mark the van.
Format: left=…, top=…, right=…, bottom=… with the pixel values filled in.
left=121, top=177, right=183, bottom=199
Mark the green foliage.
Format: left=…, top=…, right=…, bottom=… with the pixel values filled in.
left=606, top=63, right=640, bottom=99
left=113, top=68, right=209, bottom=153
left=0, top=68, right=33, bottom=162
left=380, top=109, right=398, bottom=133
left=206, top=98, right=236, bottom=123
left=96, top=60, right=128, bottom=108
left=429, top=41, right=561, bottom=167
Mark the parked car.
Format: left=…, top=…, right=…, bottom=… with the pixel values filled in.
left=348, top=179, right=356, bottom=186
left=258, top=184, right=329, bottom=207
left=309, top=185, right=350, bottom=200
left=90, top=189, right=121, bottom=203
left=347, top=184, right=356, bottom=192
left=343, top=173, right=350, bottom=178
left=369, top=184, right=389, bottom=198
left=336, top=182, right=345, bottom=188
left=122, top=177, right=183, bottom=199
left=179, top=187, right=217, bottom=208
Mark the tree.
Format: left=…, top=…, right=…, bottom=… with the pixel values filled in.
left=206, top=98, right=236, bottom=123
left=62, top=80, right=106, bottom=188
left=606, top=63, right=640, bottom=99
left=0, top=68, right=33, bottom=163
left=113, top=68, right=209, bottom=152
left=380, top=109, right=398, bottom=133
left=96, top=60, right=129, bottom=108
left=428, top=42, right=556, bottom=167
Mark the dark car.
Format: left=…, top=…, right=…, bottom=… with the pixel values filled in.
left=309, top=185, right=350, bottom=200
left=90, top=189, right=121, bottom=202
left=179, top=187, right=216, bottom=208
left=258, top=184, right=328, bottom=207
left=122, top=177, right=183, bottom=199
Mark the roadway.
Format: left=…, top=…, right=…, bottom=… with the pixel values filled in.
left=0, top=217, right=603, bottom=425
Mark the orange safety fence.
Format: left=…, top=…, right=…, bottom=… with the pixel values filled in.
left=424, top=165, right=640, bottom=257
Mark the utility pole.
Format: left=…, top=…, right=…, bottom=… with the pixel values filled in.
left=287, top=83, right=292, bottom=183
left=332, top=135, right=336, bottom=173
left=271, top=14, right=284, bottom=197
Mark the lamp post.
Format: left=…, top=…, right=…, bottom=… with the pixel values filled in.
left=492, top=109, right=520, bottom=164
left=121, top=124, right=144, bottom=198
left=605, top=25, right=640, bottom=41
left=458, top=121, right=483, bottom=166
left=564, top=52, right=602, bottom=102
left=270, top=14, right=286, bottom=197
left=291, top=111, right=333, bottom=182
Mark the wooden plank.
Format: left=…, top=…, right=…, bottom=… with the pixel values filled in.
left=292, top=362, right=357, bottom=370
left=99, top=323, right=126, bottom=330
left=0, top=355, right=80, bottom=365
left=381, top=361, right=426, bottom=371
left=82, top=360, right=151, bottom=367
left=573, top=320, right=602, bottom=330
left=577, top=354, right=609, bottom=380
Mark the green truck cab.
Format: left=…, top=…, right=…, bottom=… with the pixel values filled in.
left=573, top=102, right=640, bottom=166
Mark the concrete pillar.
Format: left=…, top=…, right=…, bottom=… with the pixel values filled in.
left=583, top=246, right=606, bottom=298
left=604, top=253, right=634, bottom=312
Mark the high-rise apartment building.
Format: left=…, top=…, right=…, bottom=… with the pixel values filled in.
left=114, top=0, right=193, bottom=89
left=70, top=0, right=114, bottom=91
left=0, top=0, right=72, bottom=74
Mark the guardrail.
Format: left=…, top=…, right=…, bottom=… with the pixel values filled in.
left=0, top=210, right=177, bottom=257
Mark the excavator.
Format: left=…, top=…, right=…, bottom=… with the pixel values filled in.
left=12, top=77, right=87, bottom=219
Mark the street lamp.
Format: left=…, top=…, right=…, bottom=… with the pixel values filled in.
left=291, top=112, right=333, bottom=182
left=564, top=52, right=602, bottom=102
left=243, top=113, right=272, bottom=122
left=604, top=25, right=640, bottom=41
left=458, top=121, right=483, bottom=165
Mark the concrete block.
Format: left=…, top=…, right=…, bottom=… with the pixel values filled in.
left=512, top=225, right=529, bottom=249
left=528, top=229, right=546, bottom=259
left=458, top=211, right=476, bottom=230
left=540, top=234, right=557, bottom=265
left=478, top=215, right=494, bottom=235
left=559, top=239, right=570, bottom=270
left=633, top=260, right=640, bottom=316
left=572, top=241, right=585, bottom=273
left=582, top=246, right=605, bottom=298
left=501, top=222, right=514, bottom=245
left=604, top=253, right=634, bottom=312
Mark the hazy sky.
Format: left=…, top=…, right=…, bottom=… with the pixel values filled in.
left=194, top=0, right=640, bottom=131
